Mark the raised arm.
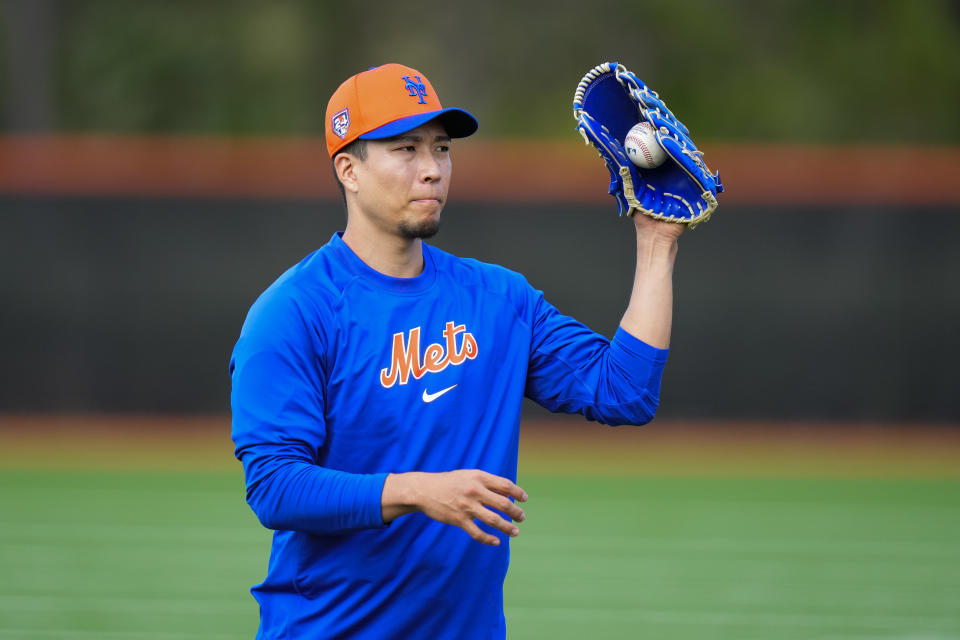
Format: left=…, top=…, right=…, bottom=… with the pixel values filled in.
left=618, top=215, right=685, bottom=349
left=522, top=217, right=680, bottom=426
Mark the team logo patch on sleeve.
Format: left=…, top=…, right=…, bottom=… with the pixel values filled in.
left=331, top=108, right=350, bottom=140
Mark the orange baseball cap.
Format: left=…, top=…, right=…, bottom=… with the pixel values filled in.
left=325, top=63, right=478, bottom=157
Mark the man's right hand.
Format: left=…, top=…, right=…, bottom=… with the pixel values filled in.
left=381, top=470, right=528, bottom=546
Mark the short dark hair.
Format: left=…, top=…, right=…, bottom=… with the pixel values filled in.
left=331, top=139, right=368, bottom=204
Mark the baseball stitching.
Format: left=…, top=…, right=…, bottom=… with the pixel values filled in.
left=625, top=134, right=656, bottom=167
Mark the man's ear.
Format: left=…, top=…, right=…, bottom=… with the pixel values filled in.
left=334, top=152, right=360, bottom=194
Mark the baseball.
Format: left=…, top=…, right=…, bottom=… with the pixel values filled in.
left=624, top=122, right=666, bottom=169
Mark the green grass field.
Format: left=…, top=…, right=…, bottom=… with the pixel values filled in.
left=1, top=465, right=958, bottom=639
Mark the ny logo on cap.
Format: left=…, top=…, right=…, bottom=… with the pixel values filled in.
left=331, top=108, right=350, bottom=139
left=402, top=75, right=428, bottom=104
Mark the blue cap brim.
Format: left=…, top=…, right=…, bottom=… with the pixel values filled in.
left=358, top=108, right=478, bottom=140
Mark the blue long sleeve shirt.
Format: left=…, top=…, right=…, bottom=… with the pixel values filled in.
left=230, top=232, right=668, bottom=639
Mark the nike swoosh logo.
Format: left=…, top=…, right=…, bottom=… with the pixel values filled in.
left=422, top=384, right=457, bottom=403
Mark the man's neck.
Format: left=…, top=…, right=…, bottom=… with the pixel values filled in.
left=341, top=223, right=424, bottom=279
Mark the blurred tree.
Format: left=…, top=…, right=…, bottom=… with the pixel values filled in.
left=55, top=1, right=319, bottom=133
left=0, top=0, right=957, bottom=142
left=1, top=0, right=58, bottom=131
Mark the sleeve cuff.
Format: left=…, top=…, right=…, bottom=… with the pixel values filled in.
left=359, top=472, right=391, bottom=529
left=612, top=327, right=669, bottom=363
left=611, top=327, right=669, bottom=391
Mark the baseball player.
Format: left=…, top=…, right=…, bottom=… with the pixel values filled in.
left=230, top=63, right=691, bottom=639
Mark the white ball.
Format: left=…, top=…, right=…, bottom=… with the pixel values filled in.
left=624, top=122, right=666, bottom=169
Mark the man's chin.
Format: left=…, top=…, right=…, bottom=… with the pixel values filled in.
left=399, top=218, right=440, bottom=239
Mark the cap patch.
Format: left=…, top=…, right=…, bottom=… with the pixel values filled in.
left=402, top=75, right=428, bottom=104
left=331, top=108, right=350, bottom=140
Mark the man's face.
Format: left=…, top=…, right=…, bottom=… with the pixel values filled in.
left=351, top=120, right=452, bottom=239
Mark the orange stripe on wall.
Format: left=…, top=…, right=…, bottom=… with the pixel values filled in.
left=1, top=135, right=958, bottom=205
left=0, top=136, right=334, bottom=199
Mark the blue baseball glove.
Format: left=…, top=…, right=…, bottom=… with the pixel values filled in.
left=573, top=61, right=723, bottom=227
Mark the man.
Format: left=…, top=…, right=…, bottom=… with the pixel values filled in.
left=230, top=63, right=683, bottom=639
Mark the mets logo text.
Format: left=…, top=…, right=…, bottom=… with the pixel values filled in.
left=380, top=322, right=477, bottom=388
left=402, top=75, right=428, bottom=104
left=331, top=108, right=350, bottom=139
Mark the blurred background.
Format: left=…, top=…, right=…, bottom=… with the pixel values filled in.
left=1, top=0, right=959, bottom=419
left=0, top=1, right=958, bottom=638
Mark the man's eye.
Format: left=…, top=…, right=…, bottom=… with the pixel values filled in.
left=436, top=145, right=450, bottom=153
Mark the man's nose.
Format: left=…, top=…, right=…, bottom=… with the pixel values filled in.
left=419, top=150, right=442, bottom=183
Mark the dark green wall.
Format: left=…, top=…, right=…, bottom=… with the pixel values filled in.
left=2, top=196, right=958, bottom=421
